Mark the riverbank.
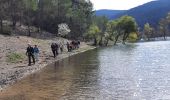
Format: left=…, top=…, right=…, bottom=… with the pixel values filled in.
left=0, top=34, right=96, bottom=91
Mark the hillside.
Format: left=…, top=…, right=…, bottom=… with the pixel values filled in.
left=95, top=9, right=126, bottom=19
left=112, top=0, right=170, bottom=28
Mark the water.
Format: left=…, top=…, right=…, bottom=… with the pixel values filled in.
left=1, top=41, right=170, bottom=100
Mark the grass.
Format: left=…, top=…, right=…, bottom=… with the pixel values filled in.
left=7, top=52, right=25, bottom=63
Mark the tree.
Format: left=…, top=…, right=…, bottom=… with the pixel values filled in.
left=114, top=16, right=138, bottom=45
left=158, top=12, right=170, bottom=40
left=94, top=16, right=108, bottom=46
left=144, top=23, right=153, bottom=40
left=23, top=0, right=38, bottom=36
left=105, top=20, right=118, bottom=46
left=58, top=23, right=71, bottom=37
left=159, top=18, right=168, bottom=40
left=86, top=24, right=100, bottom=45
left=0, top=0, right=9, bottom=33
left=8, top=0, right=25, bottom=30
left=0, top=0, right=94, bottom=39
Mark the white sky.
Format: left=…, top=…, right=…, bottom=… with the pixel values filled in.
left=90, top=0, right=155, bottom=10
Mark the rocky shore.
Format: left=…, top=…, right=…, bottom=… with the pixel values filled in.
left=0, top=34, right=95, bottom=91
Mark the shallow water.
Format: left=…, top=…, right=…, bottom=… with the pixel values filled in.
left=1, top=41, right=170, bottom=100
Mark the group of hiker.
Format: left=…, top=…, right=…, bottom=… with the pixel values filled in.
left=67, top=40, right=80, bottom=52
left=51, top=43, right=64, bottom=58
left=26, top=40, right=80, bottom=66
left=26, top=44, right=39, bottom=66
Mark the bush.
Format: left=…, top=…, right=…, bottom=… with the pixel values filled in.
left=7, top=52, right=25, bottom=63
left=128, top=32, right=138, bottom=42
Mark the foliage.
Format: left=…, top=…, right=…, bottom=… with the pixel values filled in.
left=114, top=16, right=138, bottom=44
left=85, top=24, right=100, bottom=45
left=58, top=23, right=71, bottom=37
left=85, top=15, right=138, bottom=45
left=144, top=23, right=153, bottom=40
left=86, top=24, right=100, bottom=38
left=128, top=32, right=138, bottom=42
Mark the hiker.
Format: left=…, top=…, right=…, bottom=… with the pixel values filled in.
left=26, top=44, right=35, bottom=66
left=67, top=42, right=70, bottom=52
left=78, top=40, right=80, bottom=48
left=60, top=42, right=64, bottom=53
left=55, top=43, right=59, bottom=56
left=51, top=43, right=56, bottom=58
left=34, top=45, right=39, bottom=61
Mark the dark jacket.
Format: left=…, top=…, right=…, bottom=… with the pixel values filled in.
left=51, top=44, right=55, bottom=51
left=27, top=47, right=34, bottom=55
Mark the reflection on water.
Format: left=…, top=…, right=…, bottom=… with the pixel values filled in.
left=1, top=41, right=170, bottom=100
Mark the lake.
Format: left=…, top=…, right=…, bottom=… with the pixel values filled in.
left=1, top=41, right=170, bottom=100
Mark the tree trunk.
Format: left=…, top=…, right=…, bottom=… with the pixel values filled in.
left=94, top=38, right=97, bottom=46
left=12, top=19, right=16, bottom=30
left=114, top=34, right=120, bottom=45
left=99, top=36, right=103, bottom=46
left=122, top=33, right=129, bottom=44
left=28, top=25, right=31, bottom=36
left=105, top=39, right=109, bottom=46
left=163, top=31, right=166, bottom=40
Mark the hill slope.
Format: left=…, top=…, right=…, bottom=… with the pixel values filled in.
left=112, top=0, right=170, bottom=28
left=95, top=9, right=126, bottom=19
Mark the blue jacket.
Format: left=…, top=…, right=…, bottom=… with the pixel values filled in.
left=34, top=47, right=39, bottom=53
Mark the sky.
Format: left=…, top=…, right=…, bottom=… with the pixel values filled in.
left=90, top=0, right=155, bottom=10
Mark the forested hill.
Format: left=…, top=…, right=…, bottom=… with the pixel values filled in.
left=112, top=0, right=170, bottom=28
left=95, top=9, right=126, bottom=19
left=0, top=0, right=93, bottom=39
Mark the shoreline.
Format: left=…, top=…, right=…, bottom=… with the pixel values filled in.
left=0, top=35, right=96, bottom=91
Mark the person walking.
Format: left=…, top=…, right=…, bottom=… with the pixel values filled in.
left=55, top=43, right=59, bottom=56
left=78, top=40, right=80, bottom=48
left=34, top=45, right=39, bottom=61
left=51, top=43, right=56, bottom=58
left=67, top=42, right=70, bottom=52
left=60, top=42, right=64, bottom=53
left=26, top=44, right=35, bottom=66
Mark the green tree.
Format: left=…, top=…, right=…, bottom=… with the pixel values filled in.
left=105, top=20, right=118, bottom=46
left=114, top=16, right=138, bottom=45
left=144, top=23, right=153, bottom=40
left=94, top=16, right=108, bottom=46
left=86, top=24, right=100, bottom=45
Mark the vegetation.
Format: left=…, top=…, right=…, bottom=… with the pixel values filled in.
left=1, top=0, right=170, bottom=46
left=0, top=0, right=93, bottom=39
left=141, top=12, right=170, bottom=41
left=143, top=23, right=153, bottom=40
left=159, top=12, right=170, bottom=40
left=86, top=24, right=100, bottom=45
left=7, top=52, right=25, bottom=63
left=86, top=15, right=138, bottom=45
